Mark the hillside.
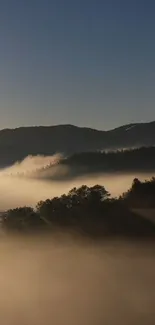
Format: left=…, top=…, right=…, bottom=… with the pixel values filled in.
left=4, top=147, right=155, bottom=180
left=60, top=146, right=155, bottom=175
left=2, top=182, right=155, bottom=238
left=0, top=121, right=155, bottom=167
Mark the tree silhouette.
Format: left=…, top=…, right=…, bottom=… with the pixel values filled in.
left=2, top=180, right=155, bottom=237
left=3, top=207, right=42, bottom=232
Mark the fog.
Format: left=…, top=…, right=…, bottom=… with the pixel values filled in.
left=1, top=156, right=155, bottom=325
left=0, top=236, right=155, bottom=325
left=0, top=155, right=154, bottom=210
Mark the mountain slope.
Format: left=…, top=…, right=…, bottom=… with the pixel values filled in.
left=0, top=121, right=155, bottom=166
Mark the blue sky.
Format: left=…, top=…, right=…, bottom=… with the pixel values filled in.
left=0, top=0, right=155, bottom=130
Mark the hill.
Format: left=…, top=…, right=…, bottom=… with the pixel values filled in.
left=0, top=121, right=155, bottom=166
left=2, top=182, right=155, bottom=238
left=21, top=147, right=155, bottom=180
left=59, top=147, right=155, bottom=177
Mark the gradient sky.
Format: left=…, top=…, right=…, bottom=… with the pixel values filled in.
left=0, top=0, right=155, bottom=130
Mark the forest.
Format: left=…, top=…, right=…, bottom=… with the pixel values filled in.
left=1, top=177, right=155, bottom=238
left=61, top=147, right=155, bottom=173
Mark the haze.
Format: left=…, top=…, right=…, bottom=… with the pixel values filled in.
left=0, top=236, right=155, bottom=325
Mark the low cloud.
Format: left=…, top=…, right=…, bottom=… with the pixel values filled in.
left=0, top=155, right=154, bottom=211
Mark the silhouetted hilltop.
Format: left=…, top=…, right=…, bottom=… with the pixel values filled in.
left=2, top=181, right=155, bottom=238
left=0, top=121, right=155, bottom=166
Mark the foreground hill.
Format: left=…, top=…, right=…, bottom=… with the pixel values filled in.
left=0, top=121, right=155, bottom=166
left=2, top=182, right=155, bottom=238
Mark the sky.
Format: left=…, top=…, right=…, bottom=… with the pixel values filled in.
left=0, top=0, right=155, bottom=130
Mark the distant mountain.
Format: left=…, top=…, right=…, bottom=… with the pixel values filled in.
left=0, top=121, right=155, bottom=167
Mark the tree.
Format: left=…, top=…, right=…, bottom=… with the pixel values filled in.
left=2, top=207, right=42, bottom=232
left=2, top=180, right=155, bottom=237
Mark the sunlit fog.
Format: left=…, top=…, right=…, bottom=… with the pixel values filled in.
left=0, top=237, right=155, bottom=325
left=0, top=154, right=154, bottom=210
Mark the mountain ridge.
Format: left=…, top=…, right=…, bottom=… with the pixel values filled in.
left=0, top=120, right=155, bottom=167
left=1, top=120, right=154, bottom=133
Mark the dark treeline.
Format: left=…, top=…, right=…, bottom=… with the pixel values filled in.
left=121, top=177, right=155, bottom=208
left=3, top=147, right=155, bottom=180
left=1, top=177, right=155, bottom=238
left=61, top=147, right=155, bottom=174
left=33, top=147, right=155, bottom=181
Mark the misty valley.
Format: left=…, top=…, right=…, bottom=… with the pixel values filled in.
left=0, top=126, right=155, bottom=325
left=0, top=149, right=155, bottom=237
left=1, top=0, right=155, bottom=322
